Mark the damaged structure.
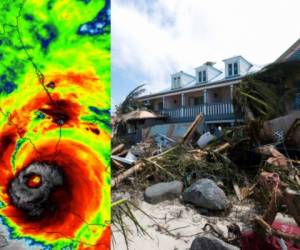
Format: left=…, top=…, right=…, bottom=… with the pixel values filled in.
left=112, top=39, right=300, bottom=250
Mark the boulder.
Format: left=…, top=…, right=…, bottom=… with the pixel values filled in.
left=144, top=181, right=183, bottom=204
left=190, top=234, right=239, bottom=250
left=183, top=178, right=229, bottom=210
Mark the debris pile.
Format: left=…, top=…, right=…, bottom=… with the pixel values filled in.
left=112, top=113, right=300, bottom=249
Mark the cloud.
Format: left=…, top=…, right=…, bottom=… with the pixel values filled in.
left=112, top=0, right=300, bottom=94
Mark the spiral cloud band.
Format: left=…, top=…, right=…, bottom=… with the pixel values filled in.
left=0, top=0, right=110, bottom=249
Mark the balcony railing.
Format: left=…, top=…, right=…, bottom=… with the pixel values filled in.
left=159, top=102, right=236, bottom=122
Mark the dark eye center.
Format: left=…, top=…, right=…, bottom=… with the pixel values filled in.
left=26, top=174, right=42, bottom=188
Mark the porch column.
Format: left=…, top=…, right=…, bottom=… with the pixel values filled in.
left=230, top=84, right=234, bottom=114
left=181, top=93, right=185, bottom=107
left=230, top=84, right=234, bottom=101
left=162, top=96, right=166, bottom=109
left=181, top=93, right=185, bottom=118
left=203, top=89, right=207, bottom=115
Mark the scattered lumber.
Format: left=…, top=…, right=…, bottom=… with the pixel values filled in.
left=182, top=114, right=204, bottom=144
left=213, top=142, right=230, bottom=153
left=112, top=143, right=125, bottom=155
left=112, top=159, right=125, bottom=169
left=112, top=162, right=144, bottom=188
left=111, top=155, right=136, bottom=165
left=233, top=183, right=242, bottom=201
left=116, top=149, right=128, bottom=157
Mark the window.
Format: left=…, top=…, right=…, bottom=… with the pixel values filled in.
left=189, top=96, right=204, bottom=106
left=173, top=76, right=181, bottom=88
left=198, top=71, right=202, bottom=82
left=228, top=63, right=233, bottom=76
left=228, top=62, right=239, bottom=77
left=158, top=102, right=163, bottom=110
left=203, top=70, right=207, bottom=82
left=194, top=97, right=202, bottom=105
left=234, top=62, right=238, bottom=75
left=198, top=70, right=207, bottom=83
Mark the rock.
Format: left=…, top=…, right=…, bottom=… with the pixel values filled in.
left=144, top=181, right=183, bottom=204
left=183, top=178, right=229, bottom=210
left=190, top=234, right=239, bottom=250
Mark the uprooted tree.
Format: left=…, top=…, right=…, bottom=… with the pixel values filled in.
left=233, top=61, right=300, bottom=121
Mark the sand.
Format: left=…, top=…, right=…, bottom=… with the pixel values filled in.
left=112, top=193, right=257, bottom=250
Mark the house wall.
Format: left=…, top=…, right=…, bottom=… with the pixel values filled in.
left=171, top=72, right=195, bottom=89
left=195, top=65, right=221, bottom=83
left=224, top=57, right=251, bottom=77
left=185, top=91, right=204, bottom=106
left=207, top=86, right=231, bottom=103
left=181, top=73, right=195, bottom=85
left=149, top=86, right=232, bottom=109
left=239, top=59, right=252, bottom=75
left=165, top=95, right=181, bottom=109
left=151, top=98, right=163, bottom=111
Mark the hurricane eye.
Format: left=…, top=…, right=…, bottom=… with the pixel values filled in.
left=26, top=174, right=42, bottom=188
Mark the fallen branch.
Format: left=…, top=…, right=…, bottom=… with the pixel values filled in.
left=112, top=144, right=125, bottom=155
left=190, top=142, right=231, bottom=160
left=112, top=159, right=125, bottom=169
left=116, top=149, right=129, bottom=157
left=213, top=142, right=230, bottom=153
left=112, top=162, right=145, bottom=188
left=112, top=146, right=179, bottom=188
left=144, top=158, right=176, bottom=179
left=233, top=183, right=242, bottom=201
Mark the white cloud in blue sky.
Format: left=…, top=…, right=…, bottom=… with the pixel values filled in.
left=112, top=0, right=300, bottom=109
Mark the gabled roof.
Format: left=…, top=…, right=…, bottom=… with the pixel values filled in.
left=171, top=70, right=195, bottom=79
left=223, top=55, right=253, bottom=67
left=139, top=63, right=264, bottom=100
left=276, top=38, right=300, bottom=62
left=195, top=64, right=222, bottom=74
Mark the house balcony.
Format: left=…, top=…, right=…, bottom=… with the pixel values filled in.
left=158, top=102, right=237, bottom=123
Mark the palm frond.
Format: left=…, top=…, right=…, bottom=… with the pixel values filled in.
left=115, top=84, right=147, bottom=115
left=111, top=198, right=151, bottom=250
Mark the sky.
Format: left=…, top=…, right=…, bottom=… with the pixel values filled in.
left=112, top=0, right=300, bottom=110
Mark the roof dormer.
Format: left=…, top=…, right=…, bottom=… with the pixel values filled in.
left=171, top=71, right=195, bottom=89
left=223, top=56, right=252, bottom=78
left=195, top=62, right=222, bottom=84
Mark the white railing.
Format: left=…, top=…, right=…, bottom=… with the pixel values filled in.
left=160, top=102, right=235, bottom=121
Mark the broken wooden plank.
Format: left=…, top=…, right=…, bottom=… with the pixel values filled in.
left=213, top=142, right=230, bottom=153
left=182, top=114, right=204, bottom=144
left=111, top=155, right=135, bottom=165
left=233, top=182, right=242, bottom=201
left=112, top=159, right=125, bottom=169
left=112, top=162, right=144, bottom=188
left=116, top=149, right=128, bottom=157
left=112, top=143, right=125, bottom=155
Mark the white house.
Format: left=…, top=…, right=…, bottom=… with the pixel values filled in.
left=138, top=55, right=262, bottom=124
left=137, top=38, right=300, bottom=124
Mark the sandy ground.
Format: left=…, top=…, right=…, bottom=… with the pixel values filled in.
left=112, top=193, right=257, bottom=250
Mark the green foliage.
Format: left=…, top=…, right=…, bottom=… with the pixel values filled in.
left=115, top=84, right=146, bottom=115
left=234, top=61, right=300, bottom=121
